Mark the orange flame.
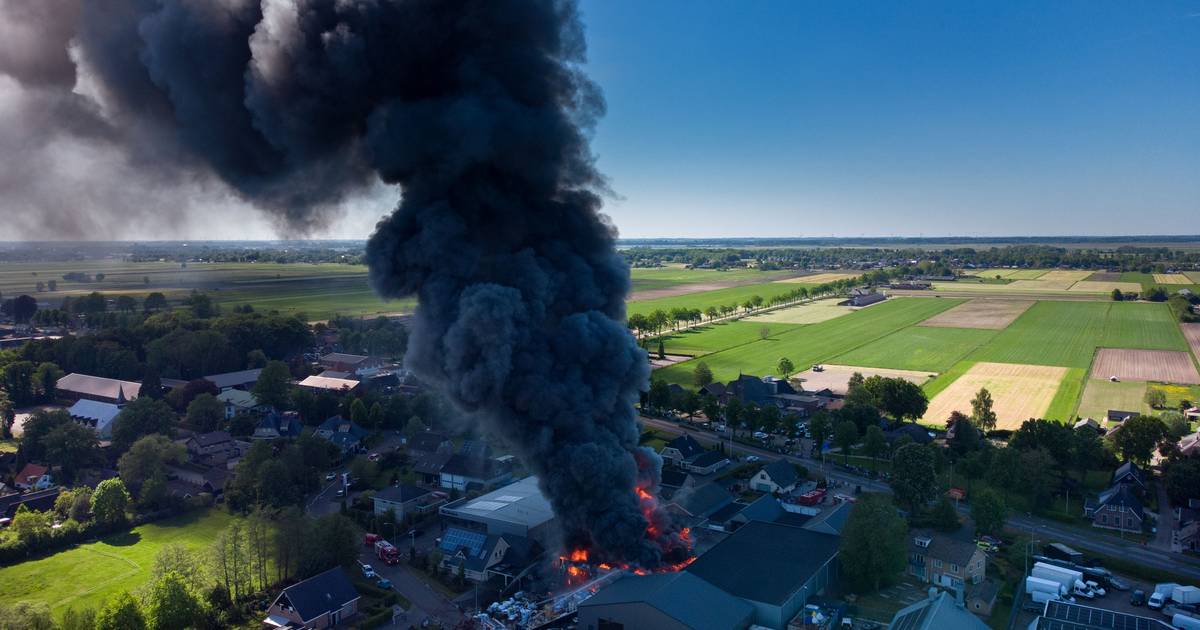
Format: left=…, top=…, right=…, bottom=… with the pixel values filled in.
left=636, top=487, right=654, bottom=501
left=569, top=548, right=588, bottom=562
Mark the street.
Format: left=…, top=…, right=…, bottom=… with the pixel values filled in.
left=639, top=415, right=1200, bottom=581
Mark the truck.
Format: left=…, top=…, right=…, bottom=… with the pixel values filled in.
left=364, top=533, right=382, bottom=547
left=1026, top=576, right=1066, bottom=596
left=1174, top=585, right=1200, bottom=605
left=1043, top=543, right=1084, bottom=565
left=1173, top=614, right=1200, bottom=630
left=1032, top=563, right=1090, bottom=598
left=374, top=539, right=401, bottom=565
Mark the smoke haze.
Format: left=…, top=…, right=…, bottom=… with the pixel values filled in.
left=0, top=0, right=679, bottom=565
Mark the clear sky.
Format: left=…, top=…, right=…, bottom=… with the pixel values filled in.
left=578, top=0, right=1200, bottom=239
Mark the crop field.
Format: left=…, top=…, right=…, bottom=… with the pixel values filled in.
left=830, top=326, right=997, bottom=372
left=1006, top=269, right=1050, bottom=280
left=628, top=267, right=803, bottom=299
left=654, top=321, right=800, bottom=357
left=776, top=272, right=861, bottom=284
left=1088, top=272, right=1122, bottom=281
left=1149, top=383, right=1200, bottom=409
left=1189, top=273, right=1200, bottom=284
left=976, top=268, right=1020, bottom=278
left=919, top=299, right=1033, bottom=330
left=794, top=365, right=936, bottom=395
left=626, top=281, right=814, bottom=317
left=1183, top=324, right=1200, bottom=365
left=653, top=297, right=963, bottom=385
left=1068, top=281, right=1142, bottom=294
left=744, top=298, right=851, bottom=324
left=1039, top=270, right=1094, bottom=283
left=0, top=509, right=235, bottom=619
left=1090, top=349, right=1200, bottom=384
left=922, top=362, right=1069, bottom=428
left=966, top=301, right=1187, bottom=368
left=1076, top=379, right=1149, bottom=421
left=1153, top=273, right=1192, bottom=284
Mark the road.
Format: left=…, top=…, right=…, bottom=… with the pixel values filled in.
left=640, top=415, right=1200, bottom=581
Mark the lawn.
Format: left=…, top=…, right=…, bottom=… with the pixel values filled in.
left=627, top=281, right=816, bottom=317
left=0, top=509, right=236, bottom=618
left=650, top=321, right=801, bottom=357
left=1075, top=379, right=1149, bottom=421
left=654, top=297, right=963, bottom=386
left=830, top=326, right=997, bottom=372
left=966, top=301, right=1187, bottom=369
left=745, top=298, right=851, bottom=324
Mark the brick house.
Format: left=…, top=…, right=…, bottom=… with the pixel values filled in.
left=908, top=531, right=987, bottom=591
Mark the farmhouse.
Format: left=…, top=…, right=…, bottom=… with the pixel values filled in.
left=263, top=566, right=360, bottom=629
left=55, top=373, right=141, bottom=404
left=1084, top=484, right=1145, bottom=533
left=13, top=463, right=53, bottom=491
left=67, top=398, right=122, bottom=439
left=843, top=288, right=887, bottom=307
left=578, top=572, right=755, bottom=630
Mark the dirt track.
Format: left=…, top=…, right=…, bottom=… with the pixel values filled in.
left=1091, top=348, right=1200, bottom=384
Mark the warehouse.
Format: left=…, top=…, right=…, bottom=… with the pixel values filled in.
left=439, top=476, right=556, bottom=542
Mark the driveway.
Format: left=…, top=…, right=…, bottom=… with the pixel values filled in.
left=359, top=546, right=464, bottom=628
left=1152, top=483, right=1175, bottom=551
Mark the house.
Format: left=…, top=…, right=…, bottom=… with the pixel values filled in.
left=371, top=484, right=435, bottom=520
left=437, top=526, right=536, bottom=583
left=667, top=483, right=735, bottom=527
left=1172, top=503, right=1199, bottom=553
left=686, top=520, right=840, bottom=629
left=723, top=375, right=776, bottom=407
left=55, top=373, right=141, bottom=404
left=438, top=454, right=512, bottom=491
left=1084, top=484, right=1144, bottom=533
left=887, top=589, right=989, bottom=630
left=908, top=531, right=987, bottom=590
left=578, top=571, right=755, bottom=630
left=967, top=580, right=1000, bottom=617
left=262, top=566, right=360, bottom=629
left=439, top=476, right=556, bottom=542
left=1185, top=407, right=1200, bottom=421
left=0, top=487, right=61, bottom=518
left=884, top=423, right=933, bottom=445
left=314, top=415, right=370, bottom=453
left=217, top=389, right=265, bottom=419
left=844, top=289, right=887, bottom=307
left=660, top=434, right=704, bottom=468
left=165, top=463, right=230, bottom=496
left=319, top=353, right=385, bottom=374
left=750, top=459, right=800, bottom=495
left=698, top=382, right=726, bottom=399
left=202, top=368, right=261, bottom=392
left=67, top=398, right=122, bottom=439
left=13, top=463, right=53, bottom=491
left=1073, top=417, right=1105, bottom=435
left=185, top=431, right=244, bottom=467
left=411, top=451, right=452, bottom=485
left=688, top=450, right=730, bottom=475
left=252, top=411, right=303, bottom=440
left=658, top=469, right=695, bottom=500
left=1178, top=430, right=1200, bottom=457
left=1107, top=409, right=1138, bottom=424
left=729, top=495, right=785, bottom=530
left=297, top=375, right=361, bottom=395
left=407, top=431, right=453, bottom=455
left=1110, top=460, right=1146, bottom=491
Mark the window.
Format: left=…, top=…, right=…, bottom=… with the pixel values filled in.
left=1100, top=514, right=1107, bottom=524
left=950, top=563, right=958, bottom=573
left=934, top=559, right=942, bottom=568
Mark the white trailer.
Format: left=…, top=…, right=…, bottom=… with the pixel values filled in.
left=1033, top=562, right=1084, bottom=594
left=1173, top=585, right=1200, bottom=605
left=1173, top=613, right=1200, bottom=630
left=1026, top=576, right=1066, bottom=596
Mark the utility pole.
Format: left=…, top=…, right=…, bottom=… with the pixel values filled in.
left=1025, top=539, right=1040, bottom=576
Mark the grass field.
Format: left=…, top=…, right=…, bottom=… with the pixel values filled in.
left=652, top=321, right=800, bottom=357
left=966, top=301, right=1188, bottom=368
left=628, top=266, right=799, bottom=291
left=922, top=362, right=1069, bottom=428
left=1076, top=379, right=1149, bottom=421
left=830, top=326, right=997, bottom=372
left=1045, top=368, right=1088, bottom=421
left=0, top=509, right=236, bottom=618
left=627, top=281, right=815, bottom=317
left=654, top=297, right=963, bottom=386
left=976, top=269, right=1048, bottom=279
left=744, top=298, right=851, bottom=324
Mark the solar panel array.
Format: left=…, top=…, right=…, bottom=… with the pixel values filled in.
left=889, top=601, right=932, bottom=630
left=439, top=527, right=487, bottom=556
left=1041, top=600, right=1171, bottom=630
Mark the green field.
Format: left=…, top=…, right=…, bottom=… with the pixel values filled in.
left=1119, top=271, right=1200, bottom=296
left=965, top=301, right=1187, bottom=369
left=652, top=321, right=801, bottom=357
left=1075, top=379, right=1150, bottom=420
left=1045, top=368, right=1088, bottom=421
left=627, top=281, right=815, bottom=317
left=655, top=297, right=963, bottom=385
left=0, top=509, right=236, bottom=617
left=830, top=326, right=998, bottom=372
left=628, top=266, right=798, bottom=292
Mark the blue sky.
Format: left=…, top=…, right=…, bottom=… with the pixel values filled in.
left=578, top=1, right=1200, bottom=238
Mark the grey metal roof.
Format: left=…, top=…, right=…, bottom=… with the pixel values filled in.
left=278, top=566, right=359, bottom=623
left=802, top=501, right=853, bottom=536
left=440, top=476, right=555, bottom=529
left=203, top=368, right=261, bottom=389
left=737, top=495, right=784, bottom=523
left=889, top=590, right=989, bottom=630
left=673, top=483, right=733, bottom=518
left=56, top=373, right=141, bottom=401
left=686, top=520, right=839, bottom=606
left=581, top=572, right=754, bottom=630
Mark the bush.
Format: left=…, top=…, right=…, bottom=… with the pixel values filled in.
left=361, top=608, right=395, bottom=628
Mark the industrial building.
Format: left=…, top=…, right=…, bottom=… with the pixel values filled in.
left=439, top=476, right=556, bottom=542
left=577, top=571, right=754, bottom=630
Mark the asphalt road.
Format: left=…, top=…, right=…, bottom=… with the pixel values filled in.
left=639, top=415, right=1200, bottom=581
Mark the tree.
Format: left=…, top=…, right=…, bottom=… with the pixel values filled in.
left=758, top=325, right=771, bottom=340
left=11, top=504, right=52, bottom=543
left=970, top=388, right=998, bottom=432
left=839, top=494, right=908, bottom=592
left=1070, top=428, right=1106, bottom=481
left=69, top=486, right=94, bottom=521
left=834, top=420, right=859, bottom=465
left=0, top=601, right=56, bottom=630
left=648, top=379, right=672, bottom=411
left=12, top=294, right=38, bottom=323
left=143, top=292, right=168, bottom=312
left=1111, top=415, right=1168, bottom=465
left=1017, top=447, right=1057, bottom=509
left=91, top=478, right=131, bottom=525
left=657, top=339, right=665, bottom=359
left=350, top=398, right=368, bottom=427
left=144, top=572, right=201, bottom=630
left=115, top=295, right=138, bottom=313
left=863, top=425, right=887, bottom=471
left=1144, top=388, right=1167, bottom=409
left=139, top=368, right=164, bottom=400
left=931, top=496, right=961, bottom=531
left=60, top=606, right=97, bottom=630
left=692, top=362, right=713, bottom=388
left=42, top=421, right=100, bottom=481
left=777, top=357, right=795, bottom=379
left=118, top=435, right=185, bottom=492
left=186, top=393, right=223, bottom=432
left=111, top=397, right=177, bottom=450
left=971, top=487, right=1008, bottom=536
left=1163, top=455, right=1200, bottom=505
left=1, top=361, right=36, bottom=405
left=403, top=415, right=428, bottom=440
left=891, top=443, right=938, bottom=513
left=31, top=362, right=64, bottom=402
left=95, top=592, right=146, bottom=630
left=252, top=360, right=292, bottom=410
left=0, top=389, right=13, bottom=439
left=1111, top=288, right=1124, bottom=301
left=809, top=412, right=833, bottom=454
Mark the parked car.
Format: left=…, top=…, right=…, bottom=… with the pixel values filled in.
left=753, top=431, right=769, bottom=440
left=745, top=455, right=760, bottom=463
left=1130, top=590, right=1146, bottom=606
left=325, top=472, right=337, bottom=481
left=361, top=564, right=376, bottom=579
left=376, top=577, right=392, bottom=589
left=1107, top=576, right=1130, bottom=591
left=335, top=489, right=345, bottom=498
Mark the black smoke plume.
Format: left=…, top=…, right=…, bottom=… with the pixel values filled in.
left=0, top=0, right=681, bottom=566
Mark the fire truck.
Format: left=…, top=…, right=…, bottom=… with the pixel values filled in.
left=374, top=539, right=401, bottom=565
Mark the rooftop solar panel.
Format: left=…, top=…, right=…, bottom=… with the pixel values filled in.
left=439, top=528, right=487, bottom=556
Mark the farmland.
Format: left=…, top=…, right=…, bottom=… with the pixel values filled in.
left=922, top=362, right=1069, bottom=428
left=0, top=509, right=236, bottom=619
left=1090, top=348, right=1200, bottom=384
left=1076, top=379, right=1150, bottom=421
left=744, top=298, right=851, bottom=324
left=626, top=280, right=815, bottom=317
left=653, top=321, right=800, bottom=357
left=919, top=299, right=1033, bottom=330
left=830, top=325, right=996, bottom=372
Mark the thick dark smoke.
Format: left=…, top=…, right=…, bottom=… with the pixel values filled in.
left=0, top=0, right=678, bottom=566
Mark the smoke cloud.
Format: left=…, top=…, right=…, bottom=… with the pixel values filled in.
left=0, top=0, right=680, bottom=565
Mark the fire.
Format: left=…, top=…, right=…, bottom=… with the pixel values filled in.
left=569, top=548, right=588, bottom=562
left=636, top=487, right=654, bottom=501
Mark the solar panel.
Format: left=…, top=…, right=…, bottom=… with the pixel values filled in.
left=468, top=501, right=506, bottom=511
left=492, top=495, right=522, bottom=502
left=1041, top=600, right=1170, bottom=630
left=439, top=528, right=487, bottom=555
left=890, top=603, right=931, bottom=630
